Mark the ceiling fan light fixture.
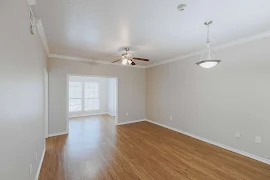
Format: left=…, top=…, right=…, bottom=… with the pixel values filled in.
left=122, top=58, right=128, bottom=65
left=111, top=47, right=150, bottom=66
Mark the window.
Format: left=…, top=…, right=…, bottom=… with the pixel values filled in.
left=84, top=82, right=99, bottom=111
left=69, top=81, right=100, bottom=112
left=69, top=82, right=82, bottom=112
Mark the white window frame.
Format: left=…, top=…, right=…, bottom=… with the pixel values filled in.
left=68, top=81, right=100, bottom=113
left=69, top=82, right=83, bottom=112
left=84, top=82, right=100, bottom=111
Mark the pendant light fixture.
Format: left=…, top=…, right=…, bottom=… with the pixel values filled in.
left=196, top=21, right=221, bottom=68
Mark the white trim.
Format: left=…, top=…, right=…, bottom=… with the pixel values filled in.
left=145, top=119, right=270, bottom=165
left=146, top=31, right=270, bottom=68
left=48, top=131, right=68, bottom=138
left=114, top=78, right=118, bottom=125
left=107, top=112, right=115, bottom=117
left=117, top=119, right=146, bottom=126
left=69, top=112, right=110, bottom=118
left=49, top=54, right=146, bottom=68
left=36, top=19, right=50, bottom=55
left=66, top=75, right=70, bottom=134
left=44, top=68, right=49, bottom=138
left=35, top=148, right=45, bottom=180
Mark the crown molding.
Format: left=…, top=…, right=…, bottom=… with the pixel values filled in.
left=146, top=31, right=270, bottom=68
left=35, top=21, right=145, bottom=68
left=36, top=16, right=270, bottom=69
left=36, top=19, right=50, bottom=55
left=49, top=54, right=146, bottom=68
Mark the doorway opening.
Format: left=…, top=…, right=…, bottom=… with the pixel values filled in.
left=67, top=75, right=118, bottom=133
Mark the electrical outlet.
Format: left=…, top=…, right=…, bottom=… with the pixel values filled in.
left=235, top=132, right=241, bottom=139
left=255, top=136, right=262, bottom=143
left=29, top=164, right=32, bottom=175
left=35, top=152, right=38, bottom=161
left=170, top=116, right=172, bottom=120
left=126, top=112, right=128, bottom=116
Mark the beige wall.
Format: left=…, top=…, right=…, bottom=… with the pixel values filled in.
left=146, top=37, right=270, bottom=160
left=0, top=1, right=48, bottom=180
left=48, top=58, right=146, bottom=134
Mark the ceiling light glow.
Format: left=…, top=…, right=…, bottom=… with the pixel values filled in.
left=122, top=58, right=128, bottom=65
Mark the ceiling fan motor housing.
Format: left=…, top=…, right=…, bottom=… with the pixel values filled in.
left=122, top=53, right=134, bottom=59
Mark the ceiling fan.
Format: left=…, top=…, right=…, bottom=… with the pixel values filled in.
left=111, top=48, right=149, bottom=66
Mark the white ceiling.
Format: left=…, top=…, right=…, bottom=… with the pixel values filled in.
left=34, top=0, right=270, bottom=66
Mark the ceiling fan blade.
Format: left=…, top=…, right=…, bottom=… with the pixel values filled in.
left=131, top=61, right=136, bottom=65
left=133, top=57, right=149, bottom=61
left=112, top=59, right=121, bottom=63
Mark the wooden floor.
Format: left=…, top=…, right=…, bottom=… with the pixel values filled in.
left=39, top=115, right=270, bottom=180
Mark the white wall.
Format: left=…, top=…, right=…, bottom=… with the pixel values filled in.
left=69, top=76, right=109, bottom=117
left=0, top=1, right=47, bottom=179
left=48, top=58, right=145, bottom=134
left=108, top=78, right=117, bottom=116
left=146, top=37, right=270, bottom=160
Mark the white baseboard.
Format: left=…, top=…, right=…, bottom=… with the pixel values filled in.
left=117, top=119, right=146, bottom=126
left=35, top=148, right=46, bottom=180
left=145, top=119, right=270, bottom=165
left=48, top=131, right=68, bottom=137
left=107, top=113, right=115, bottom=117
left=69, top=112, right=109, bottom=118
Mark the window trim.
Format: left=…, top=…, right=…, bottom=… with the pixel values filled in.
left=84, top=82, right=100, bottom=111
left=68, top=81, right=100, bottom=113
left=69, top=82, right=83, bottom=112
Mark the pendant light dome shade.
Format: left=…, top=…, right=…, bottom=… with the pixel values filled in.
left=197, top=21, right=221, bottom=68
left=197, top=42, right=221, bottom=68
left=196, top=60, right=221, bottom=68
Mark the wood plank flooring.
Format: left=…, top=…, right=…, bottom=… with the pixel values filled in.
left=39, top=115, right=270, bottom=180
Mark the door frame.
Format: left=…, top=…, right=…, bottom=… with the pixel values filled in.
left=110, top=79, right=117, bottom=117
left=44, top=68, right=49, bottom=138
left=66, top=74, right=119, bottom=133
